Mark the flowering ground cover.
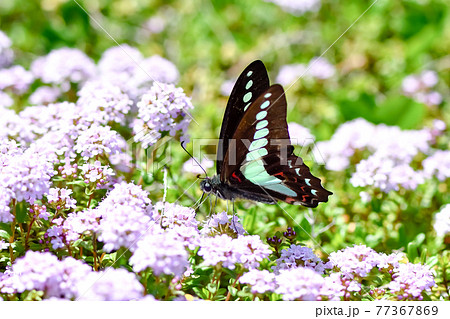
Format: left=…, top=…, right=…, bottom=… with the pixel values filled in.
left=0, top=0, right=449, bottom=301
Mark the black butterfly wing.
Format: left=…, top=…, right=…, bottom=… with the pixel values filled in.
left=221, top=85, right=332, bottom=207
left=217, top=60, right=270, bottom=175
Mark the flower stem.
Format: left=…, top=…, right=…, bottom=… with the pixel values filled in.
left=9, top=200, right=17, bottom=263
left=225, top=274, right=241, bottom=301
left=24, top=216, right=36, bottom=250
left=92, top=233, right=98, bottom=271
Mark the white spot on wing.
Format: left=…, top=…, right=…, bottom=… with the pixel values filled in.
left=260, top=101, right=270, bottom=109
left=243, top=92, right=252, bottom=103
left=254, top=128, right=269, bottom=140
left=249, top=138, right=268, bottom=151
left=246, top=148, right=268, bottom=162
left=256, top=120, right=268, bottom=130
left=256, top=111, right=267, bottom=120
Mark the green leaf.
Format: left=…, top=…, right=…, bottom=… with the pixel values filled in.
left=15, top=201, right=29, bottom=223
left=0, top=230, right=10, bottom=241
left=407, top=242, right=419, bottom=261
left=0, top=225, right=12, bottom=238
left=227, top=285, right=238, bottom=297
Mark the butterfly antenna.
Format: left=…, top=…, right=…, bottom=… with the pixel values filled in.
left=181, top=141, right=208, bottom=177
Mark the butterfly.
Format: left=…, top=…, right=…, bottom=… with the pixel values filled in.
left=199, top=60, right=332, bottom=208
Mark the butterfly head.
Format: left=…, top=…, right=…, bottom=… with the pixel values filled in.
left=199, top=178, right=213, bottom=193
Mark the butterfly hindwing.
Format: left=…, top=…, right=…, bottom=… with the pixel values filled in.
left=221, top=84, right=332, bottom=207
left=217, top=60, right=270, bottom=175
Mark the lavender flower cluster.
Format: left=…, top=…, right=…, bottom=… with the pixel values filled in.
left=0, top=251, right=144, bottom=301
left=275, top=56, right=335, bottom=86
left=315, top=118, right=447, bottom=193
left=402, top=70, right=442, bottom=106
left=240, top=244, right=435, bottom=301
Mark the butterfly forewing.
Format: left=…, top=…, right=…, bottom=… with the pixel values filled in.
left=221, top=84, right=332, bottom=207
left=217, top=60, right=270, bottom=175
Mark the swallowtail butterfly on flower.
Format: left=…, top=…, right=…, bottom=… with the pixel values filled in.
left=199, top=60, right=332, bottom=207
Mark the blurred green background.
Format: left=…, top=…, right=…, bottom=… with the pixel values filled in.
left=1, top=0, right=448, bottom=140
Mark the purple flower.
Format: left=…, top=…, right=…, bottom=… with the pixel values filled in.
left=350, top=154, right=425, bottom=193
left=198, top=234, right=270, bottom=270
left=275, top=267, right=325, bottom=301
left=276, top=64, right=306, bottom=86
left=57, top=157, right=78, bottom=179
left=239, top=269, right=276, bottom=294
left=76, top=268, right=144, bottom=301
left=4, top=102, right=81, bottom=146
left=0, top=91, right=13, bottom=107
left=327, top=245, right=379, bottom=281
left=402, top=71, right=442, bottom=106
left=0, top=251, right=92, bottom=299
left=29, top=203, right=51, bottom=220
left=0, top=65, right=34, bottom=94
left=129, top=228, right=190, bottom=277
left=96, top=182, right=153, bottom=252
left=315, top=118, right=434, bottom=172
left=0, top=31, right=14, bottom=68
left=434, top=204, right=450, bottom=238
left=153, top=201, right=198, bottom=229
left=200, top=211, right=246, bottom=236
left=74, top=124, right=124, bottom=160
left=388, top=263, right=435, bottom=300
left=182, top=157, right=214, bottom=174
left=0, top=141, right=56, bottom=203
left=99, top=181, right=152, bottom=210
left=141, top=16, right=166, bottom=35
left=133, top=82, right=194, bottom=147
left=77, top=80, right=132, bottom=126
left=98, top=44, right=143, bottom=78
left=288, top=122, right=315, bottom=146
left=233, top=235, right=272, bottom=269
left=132, top=55, right=179, bottom=86
left=321, top=272, right=346, bottom=301
left=422, top=150, right=450, bottom=182
left=376, top=252, right=405, bottom=273
left=29, top=86, right=61, bottom=105
left=0, top=186, right=14, bottom=223
left=315, top=118, right=376, bottom=171
left=46, top=187, right=77, bottom=210
left=220, top=79, right=235, bottom=96
left=151, top=202, right=201, bottom=250
left=79, top=160, right=115, bottom=188
left=98, top=205, right=155, bottom=252
left=308, top=57, right=335, bottom=80
left=197, top=234, right=238, bottom=269
left=31, top=48, right=96, bottom=91
left=62, top=208, right=102, bottom=243
left=272, top=244, right=325, bottom=274
left=264, top=0, right=321, bottom=16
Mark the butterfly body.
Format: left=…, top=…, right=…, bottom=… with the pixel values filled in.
left=201, top=60, right=332, bottom=208
left=200, top=175, right=276, bottom=204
